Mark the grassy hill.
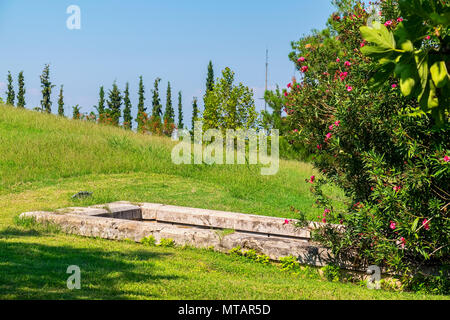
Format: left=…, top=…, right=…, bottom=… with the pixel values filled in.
left=0, top=104, right=447, bottom=300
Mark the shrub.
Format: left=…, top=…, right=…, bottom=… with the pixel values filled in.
left=279, top=256, right=300, bottom=272
left=285, top=0, right=449, bottom=287
left=141, top=235, right=156, bottom=246
left=158, top=238, right=176, bottom=247
left=321, top=264, right=341, bottom=282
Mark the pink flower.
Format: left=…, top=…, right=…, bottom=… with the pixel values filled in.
left=293, top=129, right=298, bottom=133
left=322, top=218, right=327, bottom=223
left=397, top=17, right=403, bottom=22
left=393, top=186, right=402, bottom=192
left=390, top=221, right=396, bottom=230
left=339, top=72, right=348, bottom=81
left=334, top=120, right=340, bottom=127
left=283, top=219, right=290, bottom=225
left=317, top=144, right=322, bottom=150
left=336, top=58, right=340, bottom=63
left=400, top=237, right=406, bottom=249
left=422, top=219, right=430, bottom=231
left=287, top=83, right=292, bottom=88
left=297, top=84, right=301, bottom=89
left=360, top=42, right=366, bottom=48
left=309, top=175, right=315, bottom=183
left=284, top=91, right=288, bottom=97
left=391, top=83, right=397, bottom=88
left=346, top=85, right=353, bottom=92
left=344, top=61, right=351, bottom=67
left=329, top=124, right=334, bottom=130
left=425, top=35, right=431, bottom=40
left=325, top=132, right=332, bottom=141
left=324, top=209, right=331, bottom=214
left=298, top=57, right=306, bottom=62
left=384, top=20, right=392, bottom=26
left=301, top=66, right=309, bottom=73
left=443, top=155, right=450, bottom=162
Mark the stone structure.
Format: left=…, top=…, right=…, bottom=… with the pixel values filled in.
left=20, top=201, right=348, bottom=268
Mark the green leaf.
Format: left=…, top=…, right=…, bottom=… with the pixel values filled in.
left=399, top=64, right=417, bottom=97
left=412, top=217, right=419, bottom=232
left=415, top=52, right=429, bottom=101
left=430, top=61, right=449, bottom=88
left=429, top=12, right=450, bottom=25
left=368, top=63, right=395, bottom=89
left=360, top=22, right=397, bottom=54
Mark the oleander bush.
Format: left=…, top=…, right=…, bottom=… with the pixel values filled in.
left=285, top=0, right=449, bottom=292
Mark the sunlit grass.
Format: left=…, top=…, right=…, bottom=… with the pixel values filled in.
left=2, top=104, right=446, bottom=299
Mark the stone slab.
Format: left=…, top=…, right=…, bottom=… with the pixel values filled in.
left=139, top=203, right=311, bottom=239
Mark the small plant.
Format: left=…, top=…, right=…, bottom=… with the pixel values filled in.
left=140, top=235, right=156, bottom=246
left=321, top=264, right=341, bottom=282
left=243, top=249, right=258, bottom=261
left=279, top=256, right=299, bottom=272
left=255, top=254, right=270, bottom=265
left=158, top=238, right=176, bottom=247
left=229, top=246, right=243, bottom=256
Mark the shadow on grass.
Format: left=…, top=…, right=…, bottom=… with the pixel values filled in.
left=0, top=231, right=181, bottom=299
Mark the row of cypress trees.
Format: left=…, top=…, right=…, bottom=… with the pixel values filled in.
left=3, top=60, right=216, bottom=132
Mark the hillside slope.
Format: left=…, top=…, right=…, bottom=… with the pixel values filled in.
left=0, top=103, right=345, bottom=219
left=1, top=104, right=447, bottom=300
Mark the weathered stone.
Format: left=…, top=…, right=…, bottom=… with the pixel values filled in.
left=19, top=210, right=333, bottom=266
left=139, top=203, right=311, bottom=239
left=90, top=201, right=142, bottom=220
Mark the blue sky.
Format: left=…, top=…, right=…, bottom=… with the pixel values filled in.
left=0, top=0, right=335, bottom=127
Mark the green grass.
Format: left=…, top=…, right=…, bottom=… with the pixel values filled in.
left=0, top=104, right=447, bottom=300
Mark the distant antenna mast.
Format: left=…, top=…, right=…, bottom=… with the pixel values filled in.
left=265, top=49, right=268, bottom=112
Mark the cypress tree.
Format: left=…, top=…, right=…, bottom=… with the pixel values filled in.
left=17, top=71, right=26, bottom=108
left=58, top=85, right=65, bottom=116
left=137, top=76, right=146, bottom=130
left=107, top=81, right=122, bottom=126
left=191, top=97, right=199, bottom=131
left=151, top=78, right=162, bottom=120
left=177, top=91, right=184, bottom=129
left=123, top=82, right=133, bottom=130
left=40, top=64, right=55, bottom=113
left=163, top=81, right=175, bottom=124
left=206, top=61, right=214, bottom=93
left=97, top=86, right=105, bottom=115
left=6, top=71, right=15, bottom=106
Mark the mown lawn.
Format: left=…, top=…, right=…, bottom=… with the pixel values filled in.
left=0, top=104, right=448, bottom=300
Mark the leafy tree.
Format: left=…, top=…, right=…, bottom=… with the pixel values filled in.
left=203, top=67, right=257, bottom=131
left=72, top=105, right=81, bottom=120
left=107, top=81, right=122, bottom=126
left=137, top=76, right=146, bottom=131
left=360, top=0, right=449, bottom=125
left=163, top=81, right=175, bottom=124
left=206, top=60, right=214, bottom=93
left=40, top=64, right=55, bottom=113
left=58, top=85, right=65, bottom=117
left=191, top=97, right=199, bottom=131
left=261, top=85, right=287, bottom=133
left=177, top=91, right=184, bottom=129
left=151, top=78, right=162, bottom=121
left=17, top=71, right=26, bottom=108
left=6, top=71, right=15, bottom=106
left=123, top=82, right=133, bottom=130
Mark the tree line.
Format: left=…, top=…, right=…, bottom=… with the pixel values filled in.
left=3, top=60, right=284, bottom=136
